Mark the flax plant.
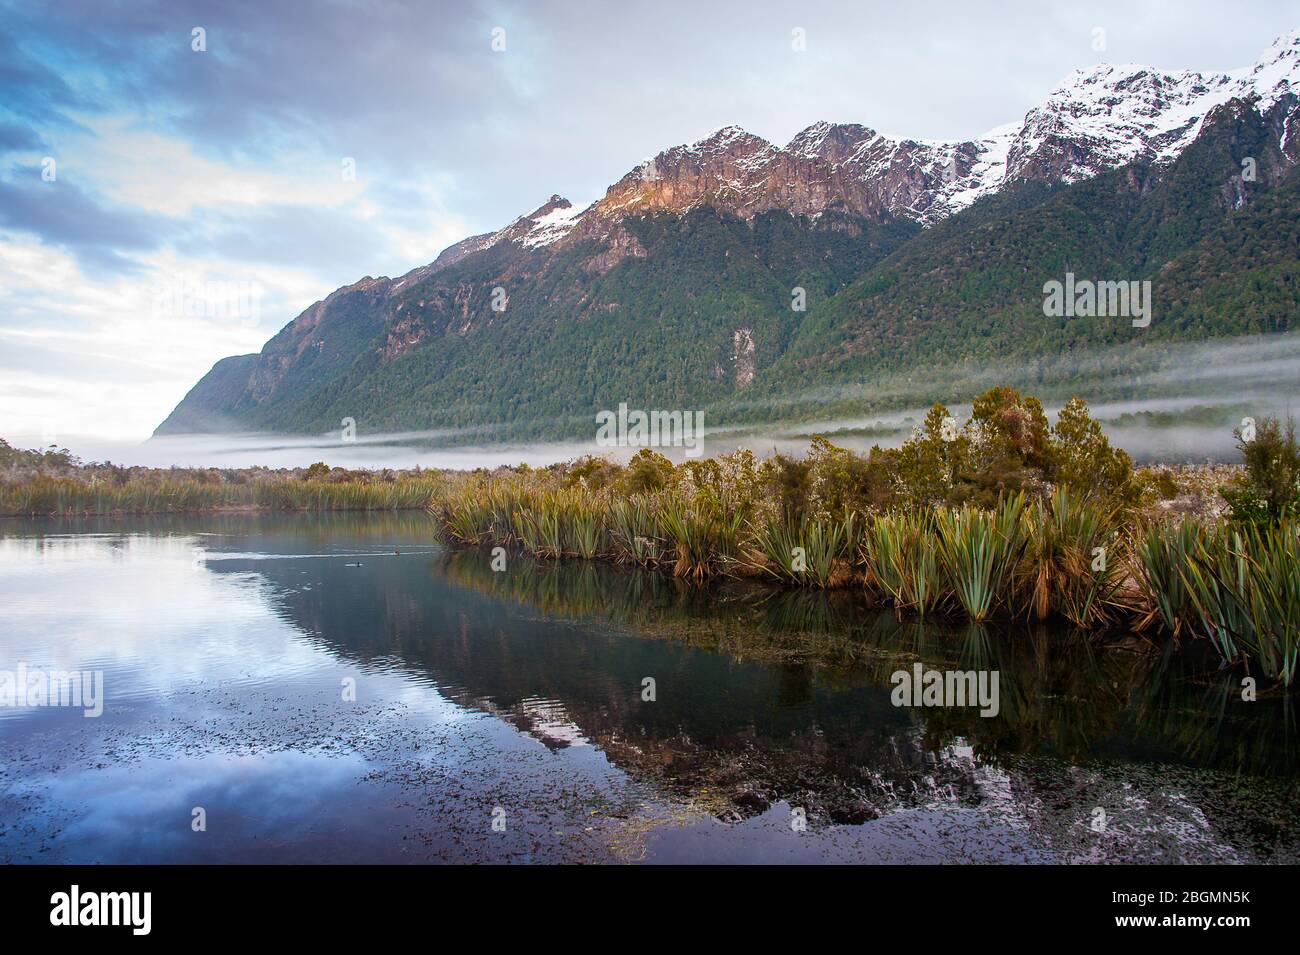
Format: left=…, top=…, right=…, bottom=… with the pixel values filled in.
left=860, top=511, right=946, bottom=615
left=934, top=494, right=1027, bottom=622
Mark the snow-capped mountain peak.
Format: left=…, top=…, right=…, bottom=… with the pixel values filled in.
left=453, top=28, right=1300, bottom=260
left=1246, top=26, right=1300, bottom=109
left=1005, top=31, right=1298, bottom=183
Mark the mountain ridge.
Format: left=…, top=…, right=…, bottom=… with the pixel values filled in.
left=156, top=30, right=1300, bottom=440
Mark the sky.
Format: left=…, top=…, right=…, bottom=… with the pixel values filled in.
left=1, top=0, right=1297, bottom=451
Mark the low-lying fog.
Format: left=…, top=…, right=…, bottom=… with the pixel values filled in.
left=22, top=333, right=1300, bottom=471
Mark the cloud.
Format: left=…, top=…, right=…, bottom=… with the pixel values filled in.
left=0, top=119, right=44, bottom=153
left=0, top=165, right=175, bottom=274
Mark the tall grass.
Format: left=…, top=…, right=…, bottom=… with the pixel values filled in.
left=443, top=495, right=493, bottom=544
left=658, top=495, right=743, bottom=581
left=1135, top=518, right=1207, bottom=637
left=22, top=450, right=1289, bottom=688
left=435, top=479, right=1291, bottom=690
left=1, top=474, right=446, bottom=516
left=564, top=492, right=605, bottom=559
left=441, top=484, right=610, bottom=560
left=259, top=477, right=444, bottom=511
left=1179, top=523, right=1300, bottom=687
left=519, top=492, right=565, bottom=557
left=0, top=476, right=251, bottom=514
left=1231, top=523, right=1300, bottom=687
left=1134, top=518, right=1299, bottom=686
left=607, top=497, right=661, bottom=565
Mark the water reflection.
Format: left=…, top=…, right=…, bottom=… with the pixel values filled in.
left=216, top=528, right=1299, bottom=821
left=435, top=549, right=1297, bottom=777
left=1, top=514, right=1296, bottom=863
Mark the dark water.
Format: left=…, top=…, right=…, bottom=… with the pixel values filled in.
left=0, top=512, right=1296, bottom=864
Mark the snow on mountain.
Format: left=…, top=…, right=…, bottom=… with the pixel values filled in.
left=519, top=198, right=587, bottom=248
left=1246, top=27, right=1300, bottom=110
left=454, top=29, right=1300, bottom=257
left=1007, top=29, right=1299, bottom=184
left=426, top=195, right=589, bottom=272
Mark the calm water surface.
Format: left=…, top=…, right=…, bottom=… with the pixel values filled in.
left=0, top=513, right=1296, bottom=864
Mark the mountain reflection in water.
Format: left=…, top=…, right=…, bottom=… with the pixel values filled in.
left=0, top=512, right=1295, bottom=864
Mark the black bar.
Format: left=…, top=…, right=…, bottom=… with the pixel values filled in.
left=0, top=864, right=1287, bottom=940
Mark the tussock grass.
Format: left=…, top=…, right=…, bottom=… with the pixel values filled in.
left=1, top=472, right=447, bottom=516
left=1135, top=518, right=1205, bottom=637
left=1020, top=490, right=1126, bottom=629
left=607, top=497, right=661, bottom=565
left=746, top=512, right=855, bottom=588
left=1178, top=523, right=1300, bottom=687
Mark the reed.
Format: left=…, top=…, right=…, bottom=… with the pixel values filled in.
left=512, top=504, right=543, bottom=554
left=563, top=492, right=605, bottom=560
left=14, top=429, right=1294, bottom=689
left=658, top=495, right=743, bottom=581
left=607, top=497, right=661, bottom=565
left=746, top=512, right=804, bottom=585
left=442, top=495, right=492, bottom=544
left=746, top=511, right=855, bottom=588
left=531, top=495, right=566, bottom=558
left=1, top=464, right=451, bottom=518
left=1, top=476, right=253, bottom=515
left=1232, top=522, right=1300, bottom=687
left=1134, top=518, right=1205, bottom=637
left=481, top=485, right=520, bottom=543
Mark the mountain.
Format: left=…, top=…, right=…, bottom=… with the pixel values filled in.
left=156, top=30, right=1300, bottom=441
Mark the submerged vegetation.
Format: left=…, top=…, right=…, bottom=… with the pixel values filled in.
left=4, top=387, right=1297, bottom=686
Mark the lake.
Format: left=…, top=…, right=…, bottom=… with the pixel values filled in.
left=1, top=512, right=1296, bottom=864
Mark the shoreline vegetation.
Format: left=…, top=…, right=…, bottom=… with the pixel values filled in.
left=5, top=387, right=1297, bottom=687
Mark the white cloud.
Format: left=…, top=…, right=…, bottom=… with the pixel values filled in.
left=67, top=115, right=370, bottom=216
left=0, top=236, right=303, bottom=443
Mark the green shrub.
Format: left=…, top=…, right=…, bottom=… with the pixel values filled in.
left=1221, top=415, right=1300, bottom=525
left=1019, top=489, right=1125, bottom=628
left=746, top=510, right=855, bottom=588
left=618, top=449, right=675, bottom=495
left=1047, top=397, right=1137, bottom=505
left=1179, top=523, right=1300, bottom=687
left=860, top=511, right=945, bottom=614
left=934, top=494, right=1027, bottom=621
